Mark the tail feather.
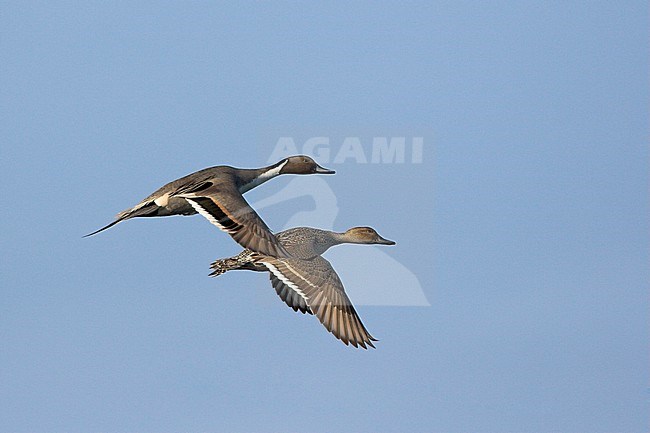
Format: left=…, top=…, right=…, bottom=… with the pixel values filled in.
left=209, top=257, right=244, bottom=277
left=209, top=250, right=261, bottom=277
left=84, top=202, right=159, bottom=237
left=83, top=218, right=124, bottom=237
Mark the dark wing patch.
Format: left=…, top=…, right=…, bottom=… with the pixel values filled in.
left=179, top=184, right=290, bottom=258
left=188, top=197, right=242, bottom=234
left=173, top=181, right=214, bottom=196
left=270, top=274, right=312, bottom=314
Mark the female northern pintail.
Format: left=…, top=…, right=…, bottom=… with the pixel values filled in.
left=85, top=155, right=334, bottom=257
left=210, top=226, right=395, bottom=349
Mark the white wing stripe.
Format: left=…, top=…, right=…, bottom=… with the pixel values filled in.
left=263, top=262, right=310, bottom=304
left=281, top=260, right=321, bottom=291
left=185, top=198, right=238, bottom=234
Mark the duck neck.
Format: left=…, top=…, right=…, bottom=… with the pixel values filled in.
left=297, top=230, right=345, bottom=257
left=315, top=231, right=349, bottom=254
left=238, top=159, right=288, bottom=193
left=331, top=231, right=350, bottom=244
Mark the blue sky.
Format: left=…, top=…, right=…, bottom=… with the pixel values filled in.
left=1, top=2, right=647, bottom=432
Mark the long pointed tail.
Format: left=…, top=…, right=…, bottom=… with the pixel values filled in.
left=84, top=202, right=159, bottom=237
left=83, top=219, right=124, bottom=237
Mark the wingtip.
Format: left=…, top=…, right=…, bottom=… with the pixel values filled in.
left=345, top=339, right=376, bottom=350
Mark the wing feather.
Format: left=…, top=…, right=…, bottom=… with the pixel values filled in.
left=261, top=256, right=376, bottom=349
left=178, top=184, right=290, bottom=258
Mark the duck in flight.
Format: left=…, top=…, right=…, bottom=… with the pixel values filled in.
left=85, top=155, right=334, bottom=257
left=210, top=226, right=396, bottom=349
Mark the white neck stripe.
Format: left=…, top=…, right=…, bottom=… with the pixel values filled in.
left=240, top=160, right=288, bottom=193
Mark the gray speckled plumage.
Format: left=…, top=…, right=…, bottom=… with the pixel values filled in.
left=275, top=227, right=350, bottom=258
left=210, top=226, right=395, bottom=349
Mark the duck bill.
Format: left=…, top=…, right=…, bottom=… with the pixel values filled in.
left=376, top=236, right=396, bottom=245
left=315, top=164, right=336, bottom=174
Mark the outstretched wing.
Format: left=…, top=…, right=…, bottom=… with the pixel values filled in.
left=270, top=276, right=313, bottom=315
left=176, top=183, right=290, bottom=258
left=261, top=255, right=377, bottom=349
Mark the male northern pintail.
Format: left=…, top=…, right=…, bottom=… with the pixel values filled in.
left=210, top=226, right=395, bottom=349
left=85, top=156, right=334, bottom=257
